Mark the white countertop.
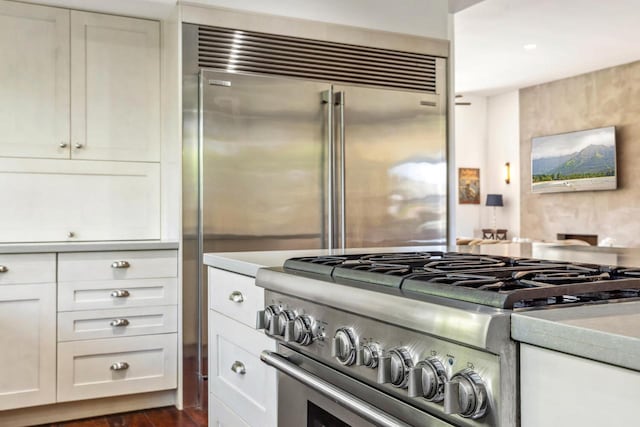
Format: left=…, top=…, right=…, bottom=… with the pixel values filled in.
left=203, top=245, right=447, bottom=277
left=512, top=301, right=640, bottom=371
left=0, top=240, right=179, bottom=254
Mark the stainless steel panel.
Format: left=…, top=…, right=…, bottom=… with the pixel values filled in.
left=200, top=69, right=328, bottom=252
left=334, top=70, right=447, bottom=248
left=182, top=24, right=201, bottom=410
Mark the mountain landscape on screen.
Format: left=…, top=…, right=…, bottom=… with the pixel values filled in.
left=532, top=144, right=615, bottom=183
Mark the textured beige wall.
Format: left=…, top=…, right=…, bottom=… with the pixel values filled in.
left=520, top=60, right=640, bottom=247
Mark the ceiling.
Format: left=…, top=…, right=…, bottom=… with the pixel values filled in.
left=455, top=0, right=640, bottom=96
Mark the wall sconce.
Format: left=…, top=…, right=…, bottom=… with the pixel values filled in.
left=504, top=162, right=511, bottom=184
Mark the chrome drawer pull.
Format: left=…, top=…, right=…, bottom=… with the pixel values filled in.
left=110, top=289, right=130, bottom=298
left=231, top=361, right=246, bottom=375
left=110, top=362, right=129, bottom=371
left=110, top=318, right=130, bottom=327
left=0, top=266, right=7, bottom=273
left=229, top=291, right=245, bottom=303
left=111, top=261, right=130, bottom=269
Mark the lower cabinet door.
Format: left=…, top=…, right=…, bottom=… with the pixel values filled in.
left=209, top=310, right=277, bottom=427
left=57, top=333, right=177, bottom=402
left=209, top=393, right=250, bottom=427
left=0, top=283, right=56, bottom=410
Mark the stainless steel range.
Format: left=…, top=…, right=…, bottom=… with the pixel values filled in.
left=255, top=252, right=640, bottom=426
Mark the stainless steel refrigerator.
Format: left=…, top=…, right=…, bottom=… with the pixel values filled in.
left=182, top=23, right=448, bottom=408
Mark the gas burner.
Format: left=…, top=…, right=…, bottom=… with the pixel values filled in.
left=513, top=269, right=610, bottom=284
left=422, top=256, right=507, bottom=271
left=359, top=252, right=442, bottom=264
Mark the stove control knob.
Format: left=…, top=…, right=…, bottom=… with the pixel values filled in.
left=257, top=305, right=281, bottom=334
left=408, top=357, right=446, bottom=402
left=444, top=369, right=488, bottom=419
left=276, top=309, right=295, bottom=337
left=356, top=344, right=380, bottom=368
left=388, top=347, right=414, bottom=388
left=288, top=314, right=314, bottom=346
left=331, top=328, right=357, bottom=366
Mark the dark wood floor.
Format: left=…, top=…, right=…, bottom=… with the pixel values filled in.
left=38, top=406, right=207, bottom=427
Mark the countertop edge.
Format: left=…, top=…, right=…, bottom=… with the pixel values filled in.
left=0, top=240, right=179, bottom=254
left=511, top=312, right=640, bottom=371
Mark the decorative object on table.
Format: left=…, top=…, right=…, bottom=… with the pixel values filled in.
left=504, top=162, right=511, bottom=184
left=485, top=193, right=503, bottom=231
left=458, top=167, right=480, bottom=204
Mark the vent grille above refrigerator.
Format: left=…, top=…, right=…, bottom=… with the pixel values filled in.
left=197, top=26, right=439, bottom=93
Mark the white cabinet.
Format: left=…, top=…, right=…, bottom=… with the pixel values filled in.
left=70, top=11, right=160, bottom=162
left=0, top=253, right=56, bottom=411
left=208, top=267, right=278, bottom=427
left=57, top=249, right=179, bottom=403
left=0, top=1, right=160, bottom=162
left=521, top=343, right=640, bottom=427
left=0, top=1, right=70, bottom=159
left=0, top=159, right=160, bottom=242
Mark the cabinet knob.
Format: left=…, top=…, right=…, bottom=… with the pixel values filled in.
left=231, top=361, right=246, bottom=375
left=228, top=291, right=245, bottom=303
left=110, top=318, right=130, bottom=327
left=67, top=232, right=75, bottom=238
left=59, top=142, right=68, bottom=148
left=110, top=289, right=130, bottom=298
left=0, top=265, right=8, bottom=273
left=110, top=362, right=130, bottom=371
left=111, top=261, right=131, bottom=269
left=74, top=143, right=83, bottom=149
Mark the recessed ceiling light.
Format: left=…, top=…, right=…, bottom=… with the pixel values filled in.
left=523, top=43, right=537, bottom=50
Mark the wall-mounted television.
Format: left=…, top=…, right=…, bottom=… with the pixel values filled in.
left=531, top=126, right=617, bottom=194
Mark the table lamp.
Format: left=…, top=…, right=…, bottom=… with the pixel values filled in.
left=485, top=194, right=503, bottom=230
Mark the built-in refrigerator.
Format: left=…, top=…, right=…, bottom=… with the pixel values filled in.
left=182, top=23, right=448, bottom=408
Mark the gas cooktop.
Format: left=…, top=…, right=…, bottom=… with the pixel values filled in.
left=283, top=251, right=640, bottom=309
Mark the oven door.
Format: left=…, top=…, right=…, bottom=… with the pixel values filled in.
left=261, top=344, right=453, bottom=427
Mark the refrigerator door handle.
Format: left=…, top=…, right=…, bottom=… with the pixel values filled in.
left=322, top=89, right=335, bottom=249
left=335, top=91, right=346, bottom=249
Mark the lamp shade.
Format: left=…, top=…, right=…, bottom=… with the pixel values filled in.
left=485, top=194, right=504, bottom=207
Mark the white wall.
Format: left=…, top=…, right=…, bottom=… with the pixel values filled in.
left=454, top=90, right=520, bottom=239
left=454, top=95, right=487, bottom=237
left=184, top=0, right=450, bottom=39
left=485, top=90, right=520, bottom=237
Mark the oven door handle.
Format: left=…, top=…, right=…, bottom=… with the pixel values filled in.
left=260, top=350, right=411, bottom=427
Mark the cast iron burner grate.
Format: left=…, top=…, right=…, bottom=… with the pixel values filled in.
left=283, top=252, right=640, bottom=309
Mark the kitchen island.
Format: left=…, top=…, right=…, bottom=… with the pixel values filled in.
left=205, top=244, right=640, bottom=427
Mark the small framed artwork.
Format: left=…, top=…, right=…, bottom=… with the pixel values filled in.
left=458, top=168, right=480, bottom=204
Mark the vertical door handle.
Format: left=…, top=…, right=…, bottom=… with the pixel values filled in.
left=335, top=91, right=346, bottom=249
left=322, top=89, right=335, bottom=249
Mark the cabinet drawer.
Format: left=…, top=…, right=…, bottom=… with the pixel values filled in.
left=209, top=311, right=277, bottom=427
left=58, top=306, right=177, bottom=341
left=0, top=253, right=55, bottom=285
left=58, top=277, right=177, bottom=311
left=209, top=393, right=250, bottom=427
left=57, top=334, right=177, bottom=402
left=209, top=268, right=263, bottom=328
left=58, top=250, right=177, bottom=282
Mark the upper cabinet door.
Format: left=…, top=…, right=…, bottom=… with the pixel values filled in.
left=0, top=2, right=70, bottom=159
left=71, top=11, right=160, bottom=162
